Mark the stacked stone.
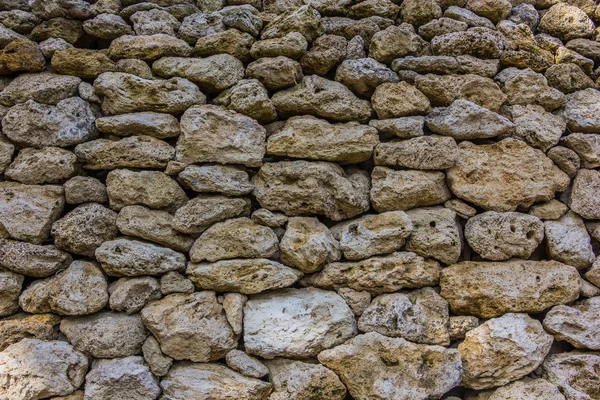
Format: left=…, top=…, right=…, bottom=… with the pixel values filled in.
left=0, top=0, right=598, bottom=399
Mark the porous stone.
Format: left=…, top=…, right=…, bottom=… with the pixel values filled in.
left=141, top=291, right=237, bottom=362
left=538, top=3, right=595, bottom=41
left=250, top=32, right=308, bottom=59
left=0, top=239, right=71, bottom=278
left=510, top=104, right=566, bottom=151
left=131, top=9, right=180, bottom=35
left=177, top=11, right=226, bottom=44
left=261, top=5, right=324, bottom=42
left=545, top=211, right=594, bottom=269
left=108, top=276, right=161, bottom=314
left=245, top=56, right=303, bottom=90
left=195, top=29, right=255, bottom=62
left=432, top=28, right=506, bottom=59
left=543, top=297, right=600, bottom=350
left=172, top=195, right=250, bottom=234
left=369, top=25, right=429, bottom=64
left=212, top=78, right=277, bottom=123
left=51, top=48, right=115, bottom=79
left=0, top=268, right=22, bottom=317
left=244, top=287, right=356, bottom=358
left=0, top=39, right=44, bottom=75
left=444, top=199, right=477, bottom=219
left=0, top=313, right=60, bottom=351
left=318, top=332, right=462, bottom=400
left=335, top=57, right=398, bottom=97
left=178, top=164, right=253, bottom=195
left=570, top=169, right=600, bottom=220
left=64, top=176, right=107, bottom=205
left=440, top=260, right=581, bottom=318
left=542, top=352, right=600, bottom=400
left=160, top=271, right=195, bottom=295
left=368, top=116, right=425, bottom=138
left=371, top=81, right=431, bottom=119
left=5, top=147, right=78, bottom=185
left=546, top=63, right=595, bottom=94
left=449, top=316, right=479, bottom=341
left=142, top=336, right=172, bottom=377
left=226, top=350, right=268, bottom=378
left=548, top=146, right=581, bottom=178
left=488, top=378, right=566, bottom=400
left=459, top=313, right=553, bottom=390
left=374, top=136, right=458, bottom=170
left=465, top=211, right=544, bottom=261
left=107, top=34, right=192, bottom=61
left=502, top=69, right=565, bottom=111
left=83, top=13, right=133, bottom=40
left=561, top=133, right=600, bottom=169
left=530, top=200, right=569, bottom=221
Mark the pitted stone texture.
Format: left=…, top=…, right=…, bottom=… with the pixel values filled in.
left=570, top=169, right=600, bottom=220
left=405, top=207, right=462, bottom=265
left=107, top=34, right=192, bottom=61
left=371, top=81, right=431, bottom=119
left=178, top=164, right=253, bottom=196
left=538, top=4, right=595, bottom=41
left=374, top=136, right=457, bottom=170
left=459, top=313, right=553, bottom=390
left=510, top=104, right=566, bottom=152
left=465, top=211, right=544, bottom=261
left=318, top=332, right=462, bottom=400
left=172, top=195, right=250, bottom=235
left=261, top=5, right=324, bottom=42
left=212, top=78, right=277, bottom=123
left=141, top=291, right=238, bottom=362
left=543, top=297, right=600, bottom=350
left=0, top=313, right=60, bottom=352
left=488, top=378, right=565, bottom=400
left=559, top=88, right=600, bottom=133
left=440, top=260, right=581, bottom=318
left=95, top=112, right=180, bottom=139
left=545, top=211, right=595, bottom=269
left=0, top=72, right=80, bottom=106
left=108, top=276, right=161, bottom=314
left=0, top=240, right=70, bottom=278
left=335, top=57, right=399, bottom=97
left=6, top=147, right=78, bottom=185
left=142, top=336, right=172, bottom=377
left=243, top=287, right=356, bottom=359
left=0, top=268, right=22, bottom=317
left=226, top=350, right=268, bottom=379
left=64, top=176, right=107, bottom=205
left=542, top=352, right=600, bottom=400
left=369, top=25, right=430, bottom=64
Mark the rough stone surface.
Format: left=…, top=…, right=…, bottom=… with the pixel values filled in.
left=545, top=211, right=595, bottom=269
left=543, top=297, right=600, bottom=350
left=542, top=352, right=600, bottom=400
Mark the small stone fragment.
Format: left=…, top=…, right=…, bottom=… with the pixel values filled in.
left=449, top=316, right=479, bottom=341
left=369, top=116, right=424, bottom=138
left=335, top=57, right=398, bottom=97
left=0, top=268, right=23, bottom=317
left=160, top=271, right=195, bottom=295
left=212, top=78, right=277, bottom=123
left=64, top=176, right=107, bottom=205
left=246, top=56, right=303, bottom=91
left=250, top=32, right=308, bottom=59
left=109, top=276, right=161, bottom=314
left=142, top=336, right=172, bottom=377
left=226, top=350, right=268, bottom=378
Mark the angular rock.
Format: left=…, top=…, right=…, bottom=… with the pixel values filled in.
left=189, top=217, right=278, bottom=262
left=267, top=115, right=379, bottom=164
left=175, top=105, right=265, bottom=167
left=178, top=164, right=253, bottom=195
left=440, top=260, right=581, bottom=318
left=0, top=39, right=44, bottom=75
left=447, top=139, right=570, bottom=212
left=418, top=17, right=468, bottom=41
left=543, top=297, right=600, bottom=350
left=370, top=167, right=451, bottom=212
left=331, top=211, right=412, bottom=261
left=449, top=316, right=479, bottom=341
left=545, top=211, right=595, bottom=269
left=510, top=104, right=566, bottom=152
left=405, top=206, right=462, bottom=265
left=195, top=29, right=255, bottom=63
left=0, top=339, right=87, bottom=400
left=222, top=292, right=246, bottom=336
left=502, top=69, right=565, bottom=111
left=335, top=57, right=398, bottom=97
left=488, top=378, right=566, bottom=400
left=459, top=313, right=553, bottom=390
left=250, top=32, right=308, bottom=59
left=245, top=56, right=303, bottom=90
left=131, top=9, right=180, bottom=35
left=6, top=147, right=78, bottom=185
left=369, top=116, right=424, bottom=138
left=142, top=336, right=172, bottom=377
left=0, top=268, right=22, bottom=317
left=465, top=211, right=544, bottom=261
left=94, top=72, right=205, bottom=115
left=64, top=176, right=107, bottom=205
left=177, top=11, right=225, bottom=45
left=19, top=260, right=108, bottom=316
left=108, top=276, right=161, bottom=314
left=542, top=352, right=600, bottom=400
left=425, top=99, right=514, bottom=139
left=318, top=332, right=462, bottom=400
left=548, top=146, right=581, bottom=178
left=0, top=239, right=70, bottom=278
left=538, top=3, right=594, bottom=41
left=432, top=28, right=505, bottom=59
left=160, top=271, right=194, bottom=295
left=560, top=89, right=600, bottom=133
left=83, top=13, right=133, bottom=40
left=226, top=350, right=268, bottom=379
left=95, top=112, right=180, bottom=139
left=545, top=63, right=595, bottom=94
left=60, top=312, right=147, bottom=358
left=212, top=78, right=277, bottom=123
left=303, top=251, right=441, bottom=294
left=562, top=133, right=600, bottom=169
left=374, top=136, right=458, bottom=170
left=141, top=291, right=237, bottom=362
left=171, top=195, right=250, bottom=234
left=371, top=81, right=431, bottom=119
left=0, top=183, right=64, bottom=244
left=106, top=169, right=188, bottom=211
left=244, top=287, right=356, bottom=358
left=51, top=48, right=115, bottom=79
left=369, top=25, right=429, bottom=64
left=358, top=287, right=450, bottom=346
left=96, top=238, right=186, bottom=277
left=0, top=313, right=60, bottom=352
left=271, top=75, right=372, bottom=122
left=107, top=34, right=192, bottom=61
left=261, top=5, right=323, bottom=42
left=300, top=34, right=347, bottom=75
left=570, top=169, right=600, bottom=220
left=3, top=97, right=97, bottom=148
left=530, top=200, right=569, bottom=221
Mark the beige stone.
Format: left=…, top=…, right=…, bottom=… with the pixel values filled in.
left=371, top=82, right=431, bottom=119
left=107, top=34, right=192, bottom=61
left=0, top=268, right=23, bottom=317
left=543, top=297, right=600, bottom=350
left=108, top=276, right=161, bottom=314
left=542, top=352, right=600, bottom=400
left=0, top=239, right=71, bottom=278
left=570, top=169, right=600, bottom=220
left=142, top=336, right=172, bottom=377
left=0, top=313, right=59, bottom=351
left=6, top=147, right=78, bottom=185
left=488, top=378, right=566, bottom=400
left=545, top=211, right=595, bottom=269
left=405, top=207, right=462, bottom=265
left=374, top=136, right=458, bottom=170
left=225, top=350, right=268, bottom=379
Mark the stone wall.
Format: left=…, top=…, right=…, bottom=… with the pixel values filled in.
left=0, top=0, right=598, bottom=399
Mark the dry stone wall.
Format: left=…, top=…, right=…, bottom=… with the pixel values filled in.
left=0, top=0, right=598, bottom=399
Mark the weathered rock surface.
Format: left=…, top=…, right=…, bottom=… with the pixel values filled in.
left=95, top=112, right=180, bottom=139
left=374, top=135, right=457, bottom=170
left=226, top=350, right=268, bottom=379
left=0, top=268, right=23, bottom=317
left=171, top=195, right=250, bottom=234
left=0, top=313, right=60, bottom=351
left=107, top=34, right=192, bottom=61
left=488, top=378, right=566, bottom=400
left=0, top=72, right=80, bottom=106
left=6, top=147, right=78, bottom=185
left=570, top=169, right=600, bottom=220
left=405, top=207, right=462, bottom=265
left=543, top=297, right=600, bottom=350
left=545, top=211, right=594, bottom=269
left=142, top=336, right=172, bottom=377
left=0, top=239, right=71, bottom=278
left=542, top=352, right=600, bottom=400
left=109, top=276, right=161, bottom=314
left=178, top=164, right=254, bottom=195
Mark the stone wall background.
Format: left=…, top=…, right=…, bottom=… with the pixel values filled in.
left=0, top=0, right=598, bottom=399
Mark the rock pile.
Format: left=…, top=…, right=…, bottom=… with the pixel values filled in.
left=0, top=0, right=598, bottom=399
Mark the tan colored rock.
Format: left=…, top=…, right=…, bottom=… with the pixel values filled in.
left=0, top=313, right=59, bottom=351
left=142, top=336, right=172, bottom=377
left=160, top=362, right=272, bottom=400
left=562, top=133, right=600, bottom=169
left=108, top=276, right=161, bottom=314
left=213, top=78, right=277, bottom=123
left=141, top=292, right=237, bottom=362
left=280, top=217, right=340, bottom=273
left=160, top=271, right=194, bottom=296
left=246, top=56, right=303, bottom=91
left=465, top=211, right=544, bottom=261
left=172, top=195, right=250, bottom=234
left=0, top=39, right=44, bottom=75
left=250, top=32, right=308, bottom=59
left=548, top=146, right=580, bottom=178
left=559, top=88, right=600, bottom=133
left=530, top=200, right=569, bottom=220
left=107, top=34, right=192, bottom=61
left=449, top=316, right=479, bottom=341
left=370, top=166, right=451, bottom=212
left=267, top=115, right=379, bottom=164
left=175, top=105, right=265, bottom=167
left=0, top=72, right=80, bottom=106
left=510, top=104, right=566, bottom=152
left=374, top=136, right=458, bottom=170
left=226, top=350, right=268, bottom=379
left=244, top=287, right=356, bottom=359
left=0, top=268, right=23, bottom=317
left=543, top=297, right=600, bottom=350
left=64, top=176, right=107, bottom=205
left=51, top=48, right=115, bottom=79
left=303, top=251, right=441, bottom=294
left=459, top=313, right=553, bottom=390
left=440, top=260, right=581, bottom=318
left=545, top=211, right=594, bottom=269
left=19, top=260, right=108, bottom=316
left=300, top=34, right=347, bottom=75
left=337, top=287, right=371, bottom=317
left=358, top=287, right=450, bottom=346
left=222, top=292, right=246, bottom=335
left=405, top=207, right=462, bottom=265
left=371, top=82, right=431, bottom=119
left=195, top=29, right=255, bottom=63
left=265, top=358, right=347, bottom=400
left=0, top=339, right=87, bottom=400
left=60, top=311, right=147, bottom=358
left=488, top=378, right=566, bottom=400
left=261, top=5, right=323, bottom=42
left=253, top=161, right=370, bottom=221
left=0, top=239, right=71, bottom=278
left=178, top=164, right=253, bottom=196
left=447, top=139, right=570, bottom=212
left=369, top=25, right=430, bottom=64
left=95, top=112, right=180, bottom=139
left=502, top=69, right=564, bottom=111
left=6, top=147, right=78, bottom=185
left=445, top=199, right=477, bottom=219
left=542, top=352, right=600, bottom=400
left=570, top=169, right=600, bottom=220
left=369, top=116, right=425, bottom=138
left=331, top=211, right=412, bottom=261
left=538, top=3, right=594, bottom=41
left=318, top=332, right=462, bottom=400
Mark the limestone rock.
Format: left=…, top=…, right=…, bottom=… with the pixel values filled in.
left=459, top=313, right=553, bottom=390
left=369, top=116, right=425, bottom=138
left=177, top=12, right=225, bottom=45
left=300, top=34, right=346, bottom=75
left=425, top=99, right=514, bottom=139
left=252, top=161, right=370, bottom=221
left=545, top=63, right=595, bottom=94
left=371, top=81, right=431, bottom=119
left=244, top=287, right=356, bottom=358
left=542, top=352, right=600, bottom=400
left=84, top=356, right=160, bottom=400
left=160, top=362, right=272, bottom=400
left=83, top=13, right=133, bottom=40
left=261, top=5, right=323, bottom=42
left=510, top=104, right=566, bottom=152
left=60, top=312, right=147, bottom=358
left=172, top=195, right=250, bottom=234
left=0, top=268, right=22, bottom=317
left=142, top=336, right=172, bottom=377
left=117, top=206, right=193, bottom=252
left=265, top=358, right=347, bottom=400
left=141, top=292, right=237, bottom=362
left=331, top=211, right=412, bottom=261
left=96, top=238, right=186, bottom=277
left=303, top=251, right=441, bottom=294
left=0, top=72, right=80, bottom=106
left=570, top=169, right=600, bottom=220
left=545, top=211, right=594, bottom=269
left=131, top=9, right=180, bottom=35
left=405, top=206, right=462, bottom=265
left=3, top=97, right=97, bottom=148
left=358, top=287, right=450, bottom=346
left=19, top=260, right=108, bottom=316
left=543, top=297, right=600, bottom=350
left=51, top=48, right=115, bottom=79
left=108, top=276, right=161, bottom=314
left=245, top=56, right=303, bottom=91
left=64, top=176, right=107, bottom=205
left=465, top=211, right=544, bottom=261
left=0, top=339, right=87, bottom=400
left=538, top=3, right=594, bottom=41
left=432, top=28, right=506, bottom=59
left=271, top=75, right=372, bottom=122
left=0, top=183, right=64, bottom=244
left=0, top=39, right=44, bottom=75
left=374, top=136, right=458, bottom=170
left=0, top=239, right=71, bottom=278
left=212, top=78, right=277, bottom=123
left=222, top=292, right=246, bottom=335
left=502, top=69, right=565, bottom=111
left=250, top=32, right=308, bottom=59
left=530, top=200, right=569, bottom=221
left=369, top=25, right=429, bottom=64
left=106, top=169, right=188, bottom=211
left=335, top=57, right=398, bottom=97
left=488, top=378, right=566, bottom=400
left=440, top=260, right=581, bottom=318
left=449, top=316, right=479, bottom=341
left=0, top=313, right=60, bottom=351
left=178, top=164, right=253, bottom=196
left=318, top=332, right=462, bottom=400
left=107, top=34, right=192, bottom=61
left=267, top=115, right=379, bottom=164
left=370, top=166, right=451, bottom=212
left=279, top=217, right=341, bottom=273
left=95, top=112, right=180, bottom=139
left=447, top=139, right=570, bottom=212
left=195, top=29, right=255, bottom=63
left=6, top=147, right=78, bottom=184
left=548, top=146, right=581, bottom=178
left=160, top=271, right=195, bottom=295
left=226, top=350, right=268, bottom=378
left=176, top=105, right=265, bottom=167
left=561, top=133, right=600, bottom=170
left=94, top=72, right=205, bottom=115
left=418, top=17, right=468, bottom=41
